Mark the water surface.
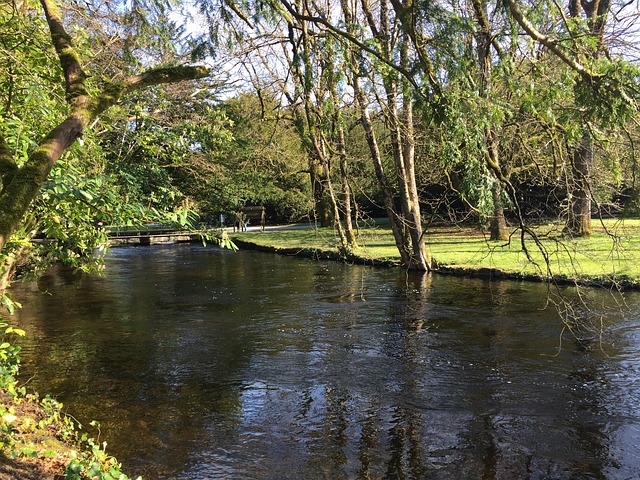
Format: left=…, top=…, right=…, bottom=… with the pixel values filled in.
left=11, top=244, right=640, bottom=479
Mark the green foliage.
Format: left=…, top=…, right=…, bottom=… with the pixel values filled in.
left=13, top=153, right=203, bottom=280
left=96, top=86, right=239, bottom=223
left=0, top=294, right=25, bottom=399
left=575, top=59, right=640, bottom=125
left=0, top=2, right=64, bottom=122
left=58, top=416, right=141, bottom=480
left=1, top=1, right=224, bottom=283
left=210, top=92, right=312, bottom=221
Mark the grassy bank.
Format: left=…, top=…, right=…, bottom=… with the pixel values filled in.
left=231, top=218, right=640, bottom=287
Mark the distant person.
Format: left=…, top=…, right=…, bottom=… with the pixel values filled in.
left=233, top=212, right=246, bottom=232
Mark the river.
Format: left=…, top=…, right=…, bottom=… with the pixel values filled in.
left=9, top=243, right=640, bottom=479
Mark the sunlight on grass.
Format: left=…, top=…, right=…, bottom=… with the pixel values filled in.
left=232, top=218, right=640, bottom=284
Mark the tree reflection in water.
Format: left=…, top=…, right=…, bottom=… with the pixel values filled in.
left=10, top=244, right=640, bottom=479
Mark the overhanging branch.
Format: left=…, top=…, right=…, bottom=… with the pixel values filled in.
left=504, top=0, right=590, bottom=77
left=0, top=2, right=211, bottom=253
left=121, top=66, right=212, bottom=93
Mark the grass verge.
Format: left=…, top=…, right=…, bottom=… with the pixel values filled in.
left=231, top=218, right=640, bottom=287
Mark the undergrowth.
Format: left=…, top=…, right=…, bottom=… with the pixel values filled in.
left=0, top=293, right=140, bottom=480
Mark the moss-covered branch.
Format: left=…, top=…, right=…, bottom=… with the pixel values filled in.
left=121, top=66, right=212, bottom=93
left=0, top=134, right=17, bottom=190
left=0, top=1, right=211, bottom=255
left=40, top=0, right=87, bottom=101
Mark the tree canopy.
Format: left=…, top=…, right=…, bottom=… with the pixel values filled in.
left=1, top=0, right=639, bottom=284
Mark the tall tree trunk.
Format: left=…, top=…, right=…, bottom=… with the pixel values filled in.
left=565, top=132, right=593, bottom=236
left=341, top=0, right=429, bottom=269
left=399, top=42, right=429, bottom=269
left=472, top=0, right=509, bottom=241
left=488, top=138, right=509, bottom=240
left=289, top=6, right=336, bottom=228
left=490, top=182, right=508, bottom=241
left=378, top=0, right=429, bottom=270
left=337, top=119, right=357, bottom=247
left=328, top=69, right=357, bottom=248
left=563, top=0, right=608, bottom=236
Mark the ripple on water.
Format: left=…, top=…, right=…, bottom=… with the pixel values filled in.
left=9, top=244, right=640, bottom=479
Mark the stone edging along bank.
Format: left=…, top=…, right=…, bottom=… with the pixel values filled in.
left=230, top=238, right=640, bottom=291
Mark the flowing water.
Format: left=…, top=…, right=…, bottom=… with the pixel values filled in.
left=9, top=243, right=640, bottom=479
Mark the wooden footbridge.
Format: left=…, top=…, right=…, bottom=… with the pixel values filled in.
left=108, top=206, right=268, bottom=246
left=107, top=225, right=204, bottom=246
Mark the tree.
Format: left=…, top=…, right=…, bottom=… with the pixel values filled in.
left=216, top=0, right=360, bottom=247
left=504, top=0, right=639, bottom=236
left=288, top=6, right=344, bottom=232
left=471, top=0, right=510, bottom=241
left=211, top=92, right=312, bottom=222
left=0, top=0, right=209, bottom=290
left=338, top=0, right=431, bottom=270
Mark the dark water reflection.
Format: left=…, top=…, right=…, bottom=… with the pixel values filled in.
left=9, top=244, right=640, bottom=479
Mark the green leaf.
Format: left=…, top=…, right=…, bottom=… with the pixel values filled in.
left=78, top=189, right=94, bottom=201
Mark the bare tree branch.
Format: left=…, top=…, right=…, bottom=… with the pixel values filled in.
left=278, top=0, right=423, bottom=92
left=504, top=0, right=590, bottom=77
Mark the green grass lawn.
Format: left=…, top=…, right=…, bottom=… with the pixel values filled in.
left=231, top=218, right=640, bottom=285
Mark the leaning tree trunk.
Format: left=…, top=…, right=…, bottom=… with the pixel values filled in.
left=0, top=0, right=209, bottom=259
left=399, top=68, right=430, bottom=270
left=352, top=74, right=409, bottom=264
left=383, top=34, right=429, bottom=271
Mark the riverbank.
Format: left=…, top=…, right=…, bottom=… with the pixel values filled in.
left=2, top=217, right=638, bottom=479
left=230, top=218, right=640, bottom=289
left=0, top=394, right=137, bottom=480
left=0, top=304, right=138, bottom=479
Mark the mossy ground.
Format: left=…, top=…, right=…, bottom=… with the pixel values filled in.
left=0, top=389, right=139, bottom=480
left=0, top=312, right=136, bottom=479
left=0, top=393, right=73, bottom=479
